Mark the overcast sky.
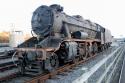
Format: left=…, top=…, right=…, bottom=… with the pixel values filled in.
left=0, top=0, right=124, bottom=38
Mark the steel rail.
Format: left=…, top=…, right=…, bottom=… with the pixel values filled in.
left=25, top=55, right=97, bottom=83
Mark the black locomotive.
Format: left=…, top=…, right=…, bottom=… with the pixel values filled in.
left=15, top=4, right=112, bottom=75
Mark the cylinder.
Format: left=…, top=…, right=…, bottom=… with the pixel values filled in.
left=72, top=31, right=88, bottom=39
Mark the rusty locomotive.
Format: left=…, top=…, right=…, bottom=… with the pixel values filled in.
left=15, top=4, right=112, bottom=75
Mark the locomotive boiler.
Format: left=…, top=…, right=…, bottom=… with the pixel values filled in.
left=15, top=4, right=112, bottom=75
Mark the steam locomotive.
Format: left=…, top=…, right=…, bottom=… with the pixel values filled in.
left=15, top=4, right=112, bottom=75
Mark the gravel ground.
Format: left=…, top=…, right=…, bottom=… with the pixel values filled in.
left=0, top=68, right=19, bottom=78
left=2, top=76, right=31, bottom=83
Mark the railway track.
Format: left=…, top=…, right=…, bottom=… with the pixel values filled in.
left=118, top=47, right=125, bottom=83
left=25, top=56, right=96, bottom=83
left=0, top=48, right=19, bottom=82
left=0, top=56, right=96, bottom=83
left=0, top=46, right=117, bottom=83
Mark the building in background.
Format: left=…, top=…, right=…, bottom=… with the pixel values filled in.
left=9, top=30, right=24, bottom=47
left=0, top=30, right=31, bottom=47
left=0, top=31, right=9, bottom=43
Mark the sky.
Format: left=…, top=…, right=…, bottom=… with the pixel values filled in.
left=0, top=0, right=125, bottom=38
